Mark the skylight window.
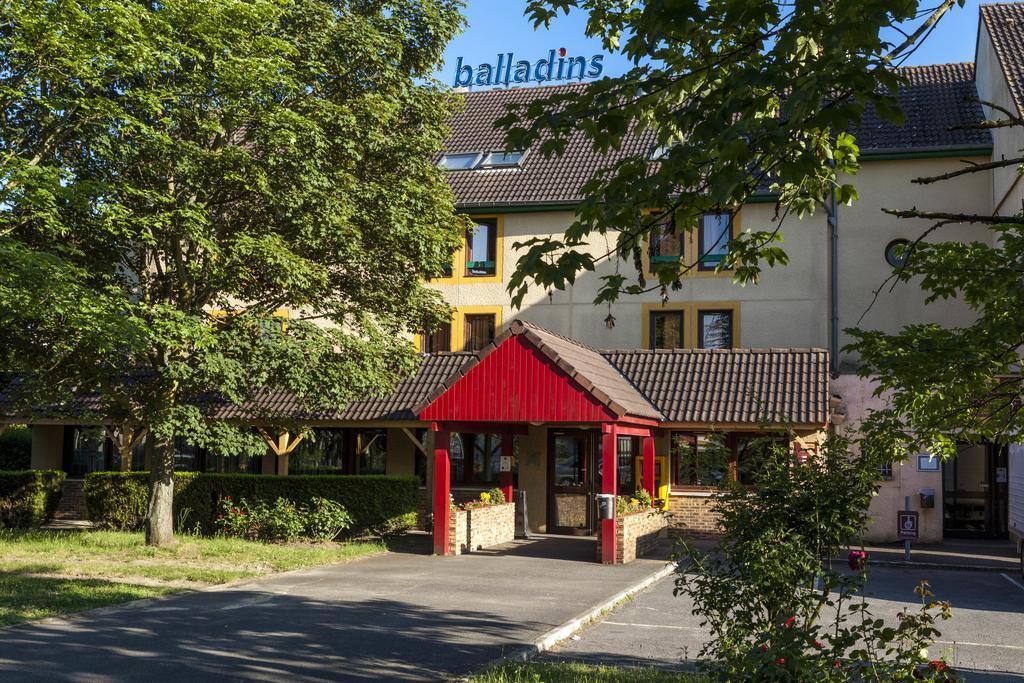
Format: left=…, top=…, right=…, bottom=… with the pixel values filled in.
left=439, top=153, right=482, bottom=171
left=480, top=150, right=526, bottom=168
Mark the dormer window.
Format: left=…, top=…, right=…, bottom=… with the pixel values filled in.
left=480, top=150, right=525, bottom=168
left=439, top=153, right=482, bottom=170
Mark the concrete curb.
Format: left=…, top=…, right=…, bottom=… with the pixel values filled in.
left=497, top=560, right=678, bottom=667
left=830, top=556, right=1017, bottom=574
left=857, top=559, right=1016, bottom=574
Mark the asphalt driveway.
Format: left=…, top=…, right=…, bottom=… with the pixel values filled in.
left=548, top=566, right=1024, bottom=681
left=0, top=534, right=667, bottom=682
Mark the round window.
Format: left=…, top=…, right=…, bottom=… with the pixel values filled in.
left=885, top=239, right=911, bottom=268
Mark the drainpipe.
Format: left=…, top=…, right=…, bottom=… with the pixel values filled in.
left=827, top=164, right=839, bottom=378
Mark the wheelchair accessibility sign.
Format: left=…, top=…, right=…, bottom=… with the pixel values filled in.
left=897, top=510, right=919, bottom=539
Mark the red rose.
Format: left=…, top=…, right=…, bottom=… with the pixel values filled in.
left=834, top=660, right=841, bottom=669
left=814, top=640, right=823, bottom=648
left=785, top=616, right=796, bottom=628
left=847, top=550, right=868, bottom=571
left=930, top=660, right=947, bottom=671
left=776, top=658, right=785, bottom=665
left=760, top=644, right=768, bottom=652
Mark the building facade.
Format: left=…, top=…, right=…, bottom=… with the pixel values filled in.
left=10, top=5, right=1024, bottom=553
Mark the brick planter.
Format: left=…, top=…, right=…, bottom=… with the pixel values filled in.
left=666, top=492, right=722, bottom=539
left=597, top=507, right=669, bottom=564
left=446, top=502, right=515, bottom=555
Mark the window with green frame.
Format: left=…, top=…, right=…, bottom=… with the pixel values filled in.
left=698, top=212, right=732, bottom=270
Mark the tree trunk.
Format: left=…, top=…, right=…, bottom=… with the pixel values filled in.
left=145, top=432, right=175, bottom=546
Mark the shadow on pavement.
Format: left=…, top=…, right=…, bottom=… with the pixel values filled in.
left=0, top=592, right=544, bottom=682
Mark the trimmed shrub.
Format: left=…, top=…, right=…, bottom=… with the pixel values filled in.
left=0, top=425, right=31, bottom=471
left=217, top=496, right=352, bottom=542
left=85, top=472, right=418, bottom=537
left=0, top=470, right=65, bottom=527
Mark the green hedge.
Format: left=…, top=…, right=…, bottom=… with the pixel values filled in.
left=84, top=472, right=419, bottom=537
left=0, top=470, right=65, bottom=527
left=0, top=425, right=31, bottom=470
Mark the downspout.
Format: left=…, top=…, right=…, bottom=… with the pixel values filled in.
left=827, top=165, right=839, bottom=378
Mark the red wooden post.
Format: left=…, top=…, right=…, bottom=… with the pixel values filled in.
left=642, top=434, right=656, bottom=504
left=601, top=425, right=618, bottom=564
left=432, top=428, right=451, bottom=556
left=500, top=432, right=514, bottom=504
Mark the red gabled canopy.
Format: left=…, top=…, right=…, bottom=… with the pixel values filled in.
left=416, top=320, right=662, bottom=424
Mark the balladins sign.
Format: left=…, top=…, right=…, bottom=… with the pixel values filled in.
left=453, top=47, right=604, bottom=88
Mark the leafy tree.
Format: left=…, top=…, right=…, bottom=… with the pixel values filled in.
left=498, top=0, right=962, bottom=308
left=0, top=0, right=467, bottom=545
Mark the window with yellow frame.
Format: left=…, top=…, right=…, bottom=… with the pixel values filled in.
left=640, top=302, right=739, bottom=350
left=428, top=215, right=504, bottom=285
left=641, top=209, right=739, bottom=280
left=418, top=305, right=504, bottom=353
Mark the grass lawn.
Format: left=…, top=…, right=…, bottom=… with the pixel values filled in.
left=474, top=662, right=701, bottom=682
left=0, top=529, right=384, bottom=627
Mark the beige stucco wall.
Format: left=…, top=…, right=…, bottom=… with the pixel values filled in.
left=832, top=374, right=943, bottom=543
left=431, top=204, right=829, bottom=351
left=30, top=425, right=63, bottom=470
left=430, top=152, right=991, bottom=360
left=836, top=156, right=993, bottom=371
left=976, top=24, right=1024, bottom=215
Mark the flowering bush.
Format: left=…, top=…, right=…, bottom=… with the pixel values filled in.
left=216, top=495, right=351, bottom=543
left=460, top=487, right=507, bottom=510
left=675, top=434, right=954, bottom=681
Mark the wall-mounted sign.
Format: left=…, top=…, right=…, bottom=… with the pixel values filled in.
left=453, top=48, right=604, bottom=88
left=917, top=453, right=940, bottom=471
left=897, top=510, right=919, bottom=539
left=499, top=455, right=512, bottom=473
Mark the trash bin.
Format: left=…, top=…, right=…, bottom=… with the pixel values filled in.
left=596, top=493, right=616, bottom=520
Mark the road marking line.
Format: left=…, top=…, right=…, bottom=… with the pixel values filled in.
left=936, top=640, right=1024, bottom=652
left=601, top=621, right=704, bottom=631
left=1001, top=572, right=1024, bottom=595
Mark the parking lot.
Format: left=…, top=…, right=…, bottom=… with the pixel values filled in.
left=547, top=565, right=1024, bottom=681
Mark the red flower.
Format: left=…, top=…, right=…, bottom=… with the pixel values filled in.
left=834, top=660, right=842, bottom=669
left=224, top=495, right=231, bottom=500
left=930, top=660, right=947, bottom=671
left=776, top=658, right=785, bottom=665
left=784, top=616, right=796, bottom=628
left=814, top=640, right=823, bottom=649
left=848, top=550, right=868, bottom=571
left=760, top=644, right=768, bottom=652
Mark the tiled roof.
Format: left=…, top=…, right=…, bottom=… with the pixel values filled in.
left=981, top=3, right=1024, bottom=113
left=444, top=65, right=990, bottom=207
left=603, top=347, right=829, bottom=426
left=211, top=352, right=475, bottom=422
left=855, top=63, right=989, bottom=152
left=415, top=319, right=664, bottom=420
left=2, top=324, right=829, bottom=428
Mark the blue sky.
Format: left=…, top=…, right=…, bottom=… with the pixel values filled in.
left=436, top=1, right=987, bottom=86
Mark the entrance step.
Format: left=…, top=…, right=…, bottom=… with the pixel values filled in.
left=54, top=478, right=89, bottom=521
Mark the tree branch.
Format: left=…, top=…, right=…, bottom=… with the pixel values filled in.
left=881, top=208, right=1024, bottom=225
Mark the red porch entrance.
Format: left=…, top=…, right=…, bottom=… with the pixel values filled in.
left=415, top=320, right=662, bottom=563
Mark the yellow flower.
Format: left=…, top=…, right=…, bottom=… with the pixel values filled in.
left=480, top=492, right=491, bottom=502
left=629, top=498, right=639, bottom=507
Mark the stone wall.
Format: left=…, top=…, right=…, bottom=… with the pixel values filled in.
left=666, top=492, right=722, bottom=538
left=597, top=508, right=669, bottom=564
left=466, top=502, right=515, bottom=551
left=445, top=502, right=515, bottom=555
